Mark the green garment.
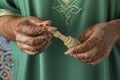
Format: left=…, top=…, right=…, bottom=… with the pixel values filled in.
left=0, top=0, right=120, bottom=80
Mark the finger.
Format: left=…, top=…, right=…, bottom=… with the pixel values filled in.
left=46, top=32, right=53, bottom=41
left=16, top=33, right=31, bottom=42
left=87, top=52, right=106, bottom=65
left=36, top=20, right=52, bottom=27
left=17, top=39, right=49, bottom=52
left=78, top=47, right=97, bottom=60
left=32, top=41, right=51, bottom=55
left=70, top=47, right=97, bottom=62
left=18, top=41, right=51, bottom=55
left=78, top=27, right=93, bottom=43
left=88, top=46, right=112, bottom=65
left=28, top=17, right=49, bottom=25
left=28, top=17, right=52, bottom=27
left=90, top=56, right=106, bottom=66
left=16, top=21, right=48, bottom=36
left=47, top=26, right=57, bottom=33
left=65, top=35, right=101, bottom=55
left=68, top=25, right=105, bottom=54
left=46, top=27, right=57, bottom=40
left=17, top=41, right=39, bottom=55
left=22, top=49, right=40, bottom=55
left=16, top=33, right=48, bottom=46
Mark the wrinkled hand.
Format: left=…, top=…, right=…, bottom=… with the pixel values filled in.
left=6, top=16, right=57, bottom=55
left=15, top=17, right=57, bottom=55
left=65, top=21, right=120, bottom=65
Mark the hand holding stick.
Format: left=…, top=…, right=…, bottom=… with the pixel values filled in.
left=53, top=31, right=81, bottom=49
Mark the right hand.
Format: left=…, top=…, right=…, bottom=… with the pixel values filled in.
left=2, top=16, right=57, bottom=55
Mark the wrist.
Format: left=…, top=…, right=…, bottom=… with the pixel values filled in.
left=0, top=15, right=20, bottom=40
left=108, top=19, right=120, bottom=41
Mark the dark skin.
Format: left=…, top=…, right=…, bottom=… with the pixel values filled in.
left=0, top=16, right=57, bottom=55
left=0, top=15, right=120, bottom=65
left=65, top=20, right=120, bottom=65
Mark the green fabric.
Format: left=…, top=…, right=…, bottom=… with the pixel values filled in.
left=0, top=0, right=120, bottom=80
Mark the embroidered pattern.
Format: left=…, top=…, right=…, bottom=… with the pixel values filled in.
left=53, top=0, right=82, bottom=25
left=0, top=36, right=13, bottom=80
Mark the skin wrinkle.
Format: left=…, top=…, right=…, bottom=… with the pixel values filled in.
left=80, top=48, right=97, bottom=59
left=15, top=17, right=56, bottom=54
left=1, top=15, right=120, bottom=62
left=0, top=15, right=57, bottom=55
left=17, top=21, right=47, bottom=36
left=88, top=51, right=108, bottom=65
left=86, top=31, right=116, bottom=65
left=22, top=40, right=49, bottom=52
left=65, top=21, right=120, bottom=65
left=16, top=17, right=52, bottom=37
left=83, top=31, right=113, bottom=64
left=25, top=36, right=47, bottom=46
left=73, top=35, right=102, bottom=54
left=14, top=17, right=56, bottom=54
left=29, top=17, right=45, bottom=23
left=16, top=33, right=47, bottom=46
left=91, top=49, right=112, bottom=65
left=78, top=27, right=93, bottom=43
left=28, top=16, right=52, bottom=26
left=73, top=47, right=97, bottom=62
left=35, top=41, right=51, bottom=55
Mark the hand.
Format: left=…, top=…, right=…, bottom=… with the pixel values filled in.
left=65, top=21, right=120, bottom=65
left=1, top=16, right=57, bottom=55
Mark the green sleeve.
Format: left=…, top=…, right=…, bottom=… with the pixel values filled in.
left=0, top=0, right=19, bottom=12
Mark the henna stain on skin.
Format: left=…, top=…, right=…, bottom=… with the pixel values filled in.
left=68, top=21, right=120, bottom=65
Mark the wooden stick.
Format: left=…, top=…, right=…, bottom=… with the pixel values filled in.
left=53, top=31, right=81, bottom=49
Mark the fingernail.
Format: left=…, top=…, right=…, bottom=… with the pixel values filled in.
left=48, top=27, right=57, bottom=32
left=64, top=51, right=70, bottom=55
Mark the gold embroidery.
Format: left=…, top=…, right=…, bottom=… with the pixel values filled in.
left=62, top=0, right=70, bottom=4
left=53, top=0, right=82, bottom=25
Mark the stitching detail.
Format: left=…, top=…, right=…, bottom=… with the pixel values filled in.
left=52, top=0, right=82, bottom=25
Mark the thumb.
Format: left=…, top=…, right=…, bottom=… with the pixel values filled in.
left=47, top=26, right=57, bottom=33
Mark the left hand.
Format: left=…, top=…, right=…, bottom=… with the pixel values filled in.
left=65, top=20, right=120, bottom=65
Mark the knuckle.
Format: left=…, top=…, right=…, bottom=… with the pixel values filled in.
left=81, top=54, right=88, bottom=58
left=86, top=59, right=91, bottom=63
left=47, top=33, right=53, bottom=39
left=72, top=48, right=80, bottom=53
left=79, top=54, right=87, bottom=59
left=89, top=63, right=97, bottom=66
left=28, top=16, right=44, bottom=23
left=28, top=37, right=48, bottom=46
left=89, top=58, right=95, bottom=63
left=29, top=38, right=40, bottom=46
left=44, top=20, right=51, bottom=26
left=85, top=41, right=93, bottom=47
left=31, top=40, right=38, bottom=46
left=42, top=27, right=48, bottom=32
left=31, top=46, right=41, bottom=52
left=73, top=54, right=78, bottom=59
left=102, top=50, right=110, bottom=57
